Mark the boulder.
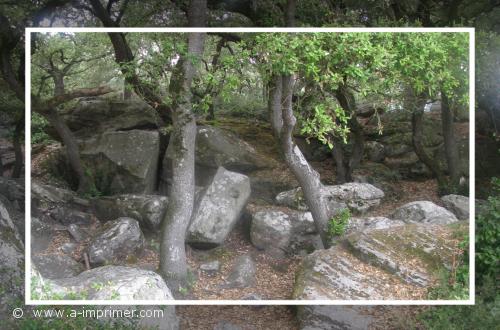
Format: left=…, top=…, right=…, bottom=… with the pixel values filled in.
left=249, top=208, right=322, bottom=255
left=223, top=255, right=256, bottom=289
left=276, top=183, right=383, bottom=214
left=0, top=177, right=24, bottom=207
left=250, top=210, right=292, bottom=257
left=194, top=125, right=274, bottom=171
left=32, top=254, right=83, bottom=279
left=67, top=224, right=89, bottom=242
left=200, top=261, right=221, bottom=276
left=345, top=217, right=405, bottom=235
left=92, top=194, right=168, bottom=231
left=275, top=187, right=310, bottom=211
left=56, top=99, right=161, bottom=138
left=289, top=210, right=317, bottom=235
left=49, top=206, right=93, bottom=226
left=0, top=199, right=24, bottom=318
left=0, top=194, right=24, bottom=239
left=86, top=217, right=145, bottom=266
left=60, top=242, right=77, bottom=254
left=322, top=183, right=384, bottom=214
left=80, top=130, right=159, bottom=195
left=31, top=182, right=89, bottom=210
left=48, top=266, right=174, bottom=300
left=31, top=216, right=58, bottom=252
left=441, top=194, right=470, bottom=220
left=364, top=141, right=385, bottom=163
left=297, top=306, right=375, bottom=330
left=346, top=224, right=462, bottom=286
left=391, top=201, right=458, bottom=225
left=187, top=167, right=251, bottom=247
left=293, top=245, right=408, bottom=300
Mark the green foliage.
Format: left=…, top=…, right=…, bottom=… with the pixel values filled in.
left=418, top=295, right=500, bottom=330
left=476, top=178, right=500, bottom=283
left=327, top=208, right=351, bottom=239
left=427, top=234, right=469, bottom=300
left=418, top=180, right=500, bottom=328
left=31, top=112, right=53, bottom=145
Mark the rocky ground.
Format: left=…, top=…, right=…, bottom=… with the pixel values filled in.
left=0, top=99, right=472, bottom=328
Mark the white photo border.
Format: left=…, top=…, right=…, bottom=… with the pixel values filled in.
left=25, top=27, right=476, bottom=306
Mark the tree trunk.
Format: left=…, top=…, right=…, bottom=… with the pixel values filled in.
left=332, top=137, right=348, bottom=183
left=268, top=74, right=330, bottom=248
left=159, top=0, right=206, bottom=293
left=411, top=98, right=447, bottom=187
left=11, top=119, right=23, bottom=178
left=53, top=72, right=65, bottom=97
left=332, top=84, right=364, bottom=183
left=42, top=109, right=93, bottom=193
left=441, top=90, right=460, bottom=185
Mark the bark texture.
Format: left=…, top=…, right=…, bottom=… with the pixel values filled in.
left=269, top=75, right=330, bottom=248
left=332, top=85, right=364, bottom=183
left=441, top=90, right=460, bottom=185
left=159, top=0, right=207, bottom=292
left=407, top=88, right=447, bottom=187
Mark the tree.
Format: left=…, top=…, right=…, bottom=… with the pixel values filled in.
left=31, top=33, right=113, bottom=193
left=390, top=32, right=469, bottom=191
left=158, top=0, right=207, bottom=292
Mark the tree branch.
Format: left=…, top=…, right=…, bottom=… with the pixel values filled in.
left=44, top=85, right=113, bottom=108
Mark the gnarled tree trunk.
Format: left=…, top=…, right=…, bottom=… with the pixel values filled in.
left=331, top=84, right=364, bottom=183
left=159, top=0, right=206, bottom=292
left=441, top=90, right=460, bottom=185
left=408, top=88, right=447, bottom=187
left=269, top=74, right=330, bottom=248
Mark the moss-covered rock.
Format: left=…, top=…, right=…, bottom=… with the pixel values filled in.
left=346, top=224, right=464, bottom=287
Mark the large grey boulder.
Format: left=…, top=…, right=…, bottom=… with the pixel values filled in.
left=345, top=216, right=405, bottom=235
left=223, top=255, right=256, bottom=289
left=441, top=194, right=470, bottom=220
left=250, top=210, right=292, bottom=257
left=297, top=306, right=375, bottom=330
left=31, top=217, right=57, bottom=251
left=49, top=206, right=93, bottom=226
left=32, top=254, right=83, bottom=279
left=187, top=167, right=251, bottom=247
left=276, top=183, right=383, bottom=214
left=346, top=224, right=462, bottom=286
left=391, top=201, right=458, bottom=225
left=57, top=99, right=161, bottom=138
left=31, top=182, right=89, bottom=210
left=87, top=217, right=145, bottom=266
left=80, top=130, right=159, bottom=195
left=194, top=126, right=274, bottom=171
left=0, top=177, right=24, bottom=208
left=92, top=194, right=168, bottom=231
left=275, top=187, right=348, bottom=214
left=0, top=199, right=24, bottom=318
left=250, top=208, right=322, bottom=255
left=322, top=183, right=384, bottom=214
left=47, top=266, right=174, bottom=300
left=293, top=245, right=408, bottom=300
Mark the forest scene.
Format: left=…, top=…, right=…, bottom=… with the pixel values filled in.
left=27, top=30, right=471, bottom=302
left=0, top=0, right=498, bottom=329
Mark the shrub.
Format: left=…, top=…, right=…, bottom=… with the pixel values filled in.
left=31, top=112, right=53, bottom=145
left=327, top=208, right=350, bottom=239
